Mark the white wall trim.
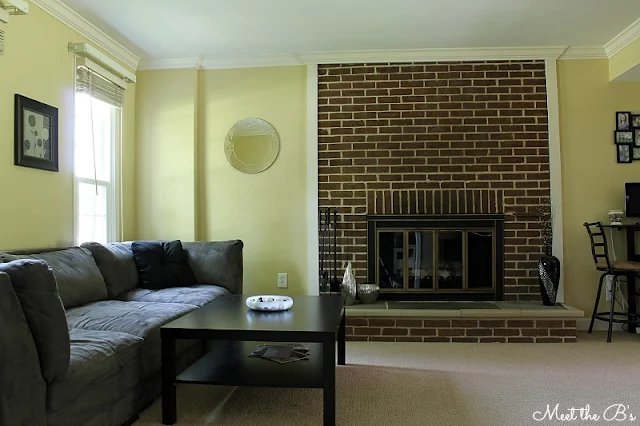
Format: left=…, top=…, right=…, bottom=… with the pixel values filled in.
left=30, top=0, right=139, bottom=70
left=545, top=59, right=565, bottom=304
left=559, top=46, right=608, bottom=60
left=306, top=64, right=319, bottom=296
left=138, top=47, right=569, bottom=71
left=300, top=46, right=568, bottom=63
left=576, top=318, right=624, bottom=332
left=605, top=17, right=640, bottom=58
left=137, top=55, right=204, bottom=70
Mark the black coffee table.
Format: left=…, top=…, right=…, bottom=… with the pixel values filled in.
left=160, top=294, right=346, bottom=426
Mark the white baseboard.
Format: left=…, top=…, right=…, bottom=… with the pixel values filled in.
left=576, top=318, right=624, bottom=331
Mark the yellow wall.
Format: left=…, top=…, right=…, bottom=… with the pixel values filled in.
left=558, top=59, right=640, bottom=313
left=609, top=37, right=640, bottom=81
left=199, top=66, right=308, bottom=295
left=135, top=69, right=198, bottom=241
left=0, top=5, right=136, bottom=250
left=135, top=66, right=308, bottom=294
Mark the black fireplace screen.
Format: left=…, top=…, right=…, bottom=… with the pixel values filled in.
left=369, top=215, right=504, bottom=301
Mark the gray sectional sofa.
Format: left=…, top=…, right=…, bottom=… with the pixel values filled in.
left=0, top=240, right=243, bottom=426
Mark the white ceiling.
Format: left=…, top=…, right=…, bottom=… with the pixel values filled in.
left=59, top=0, right=640, bottom=62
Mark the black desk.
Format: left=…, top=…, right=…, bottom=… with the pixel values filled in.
left=602, top=224, right=640, bottom=333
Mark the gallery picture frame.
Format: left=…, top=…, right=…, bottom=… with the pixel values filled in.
left=617, top=144, right=633, bottom=164
left=631, top=114, right=640, bottom=129
left=633, top=147, right=640, bottom=161
left=617, top=111, right=632, bottom=130
left=14, top=94, right=59, bottom=172
left=615, top=130, right=634, bottom=144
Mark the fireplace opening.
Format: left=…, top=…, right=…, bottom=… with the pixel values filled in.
left=367, top=215, right=504, bottom=301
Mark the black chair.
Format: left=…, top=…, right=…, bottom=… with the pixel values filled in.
left=584, top=221, right=640, bottom=342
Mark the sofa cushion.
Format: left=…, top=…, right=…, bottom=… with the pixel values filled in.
left=66, top=300, right=197, bottom=377
left=0, top=260, right=70, bottom=383
left=131, top=240, right=197, bottom=289
left=117, top=284, right=230, bottom=307
left=183, top=240, right=244, bottom=294
left=0, top=271, right=48, bottom=426
left=47, top=329, right=143, bottom=418
left=81, top=242, right=139, bottom=298
left=1, top=247, right=108, bottom=309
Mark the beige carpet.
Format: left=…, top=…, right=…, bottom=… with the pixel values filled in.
left=134, top=332, right=640, bottom=426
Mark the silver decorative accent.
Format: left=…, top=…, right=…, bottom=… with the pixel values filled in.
left=341, top=261, right=357, bottom=306
left=357, top=283, right=380, bottom=305
left=538, top=262, right=557, bottom=303
left=224, top=117, right=280, bottom=174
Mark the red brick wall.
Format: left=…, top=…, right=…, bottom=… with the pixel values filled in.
left=346, top=318, right=577, bottom=343
left=318, top=61, right=550, bottom=301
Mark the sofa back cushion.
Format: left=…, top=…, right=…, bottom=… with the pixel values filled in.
left=131, top=240, right=197, bottom=289
left=81, top=242, right=139, bottom=298
left=1, top=247, right=108, bottom=309
left=183, top=240, right=244, bottom=294
left=0, top=260, right=70, bottom=383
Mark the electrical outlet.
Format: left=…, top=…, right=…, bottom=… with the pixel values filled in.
left=277, top=273, right=288, bottom=289
left=605, top=276, right=613, bottom=301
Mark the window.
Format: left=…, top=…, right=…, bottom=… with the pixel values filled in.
left=74, top=64, right=123, bottom=245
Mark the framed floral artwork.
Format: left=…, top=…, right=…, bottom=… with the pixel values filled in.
left=14, top=94, right=58, bottom=172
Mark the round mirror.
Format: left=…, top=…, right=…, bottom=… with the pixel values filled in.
left=224, top=118, right=280, bottom=174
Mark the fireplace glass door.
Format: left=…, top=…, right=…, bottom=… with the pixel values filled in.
left=376, top=228, right=495, bottom=294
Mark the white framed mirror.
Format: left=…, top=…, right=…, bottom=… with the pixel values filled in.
left=224, top=117, right=280, bottom=174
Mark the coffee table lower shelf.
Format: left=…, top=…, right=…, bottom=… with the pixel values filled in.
left=176, top=340, right=325, bottom=389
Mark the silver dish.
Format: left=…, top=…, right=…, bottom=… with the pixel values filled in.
left=357, top=283, right=380, bottom=305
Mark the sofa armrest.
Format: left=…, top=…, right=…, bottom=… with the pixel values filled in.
left=0, top=272, right=48, bottom=425
left=183, top=240, right=244, bottom=294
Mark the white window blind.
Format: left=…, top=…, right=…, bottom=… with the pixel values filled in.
left=74, top=60, right=123, bottom=245
left=76, top=66, right=124, bottom=108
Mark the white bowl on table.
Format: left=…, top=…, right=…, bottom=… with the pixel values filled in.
left=245, top=295, right=294, bottom=311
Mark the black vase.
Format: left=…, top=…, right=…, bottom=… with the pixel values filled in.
left=538, top=255, right=560, bottom=306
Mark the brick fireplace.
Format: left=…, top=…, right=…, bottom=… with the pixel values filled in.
left=318, top=60, right=550, bottom=302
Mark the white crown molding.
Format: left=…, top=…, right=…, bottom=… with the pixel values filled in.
left=201, top=53, right=301, bottom=69
left=140, top=47, right=570, bottom=71
left=559, top=46, right=607, bottom=60
left=605, top=17, right=640, bottom=58
left=30, top=0, right=139, bottom=70
left=299, top=46, right=569, bottom=63
left=137, top=56, right=204, bottom=70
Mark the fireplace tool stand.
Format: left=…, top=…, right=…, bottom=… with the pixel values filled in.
left=319, top=208, right=339, bottom=293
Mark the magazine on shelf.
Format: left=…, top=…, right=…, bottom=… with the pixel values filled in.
left=249, top=344, right=311, bottom=364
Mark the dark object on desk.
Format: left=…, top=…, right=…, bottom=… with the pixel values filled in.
left=625, top=183, right=640, bottom=218
left=584, top=222, right=640, bottom=342
left=538, top=255, right=560, bottom=306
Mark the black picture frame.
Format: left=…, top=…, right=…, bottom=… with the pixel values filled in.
left=633, top=147, right=640, bottom=161
left=14, top=94, right=58, bottom=172
left=617, top=111, right=632, bottom=130
left=618, top=144, right=632, bottom=163
left=615, top=130, right=634, bottom=144
left=635, top=129, right=640, bottom=147
left=632, top=114, right=640, bottom=129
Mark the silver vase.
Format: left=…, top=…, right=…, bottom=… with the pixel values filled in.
left=341, top=261, right=357, bottom=306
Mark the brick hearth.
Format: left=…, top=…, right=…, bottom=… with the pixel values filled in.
left=346, top=318, right=577, bottom=343
left=318, top=60, right=550, bottom=301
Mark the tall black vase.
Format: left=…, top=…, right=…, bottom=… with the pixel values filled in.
left=538, top=255, right=560, bottom=306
